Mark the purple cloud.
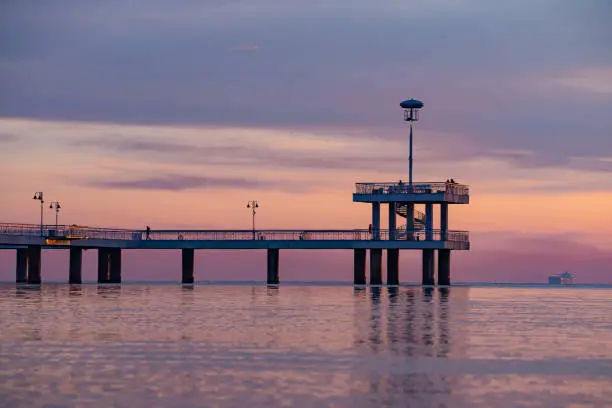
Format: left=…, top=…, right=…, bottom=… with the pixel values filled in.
left=84, top=174, right=304, bottom=192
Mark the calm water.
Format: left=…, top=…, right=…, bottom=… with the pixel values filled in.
left=1, top=284, right=611, bottom=408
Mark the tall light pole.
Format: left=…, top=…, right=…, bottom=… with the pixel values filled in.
left=49, top=201, right=61, bottom=231
left=400, top=99, right=424, bottom=188
left=246, top=200, right=259, bottom=240
left=32, top=192, right=44, bottom=237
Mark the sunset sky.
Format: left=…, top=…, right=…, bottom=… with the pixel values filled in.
left=1, top=0, right=611, bottom=283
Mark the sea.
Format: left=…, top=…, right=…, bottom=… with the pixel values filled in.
left=1, top=283, right=611, bottom=408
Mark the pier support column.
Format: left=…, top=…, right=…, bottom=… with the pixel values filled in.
left=370, top=248, right=382, bottom=285
left=422, top=249, right=435, bottom=286
left=182, top=249, right=195, bottom=284
left=387, top=249, right=399, bottom=286
left=425, top=203, right=433, bottom=241
left=16, top=249, right=28, bottom=283
left=109, top=249, right=121, bottom=283
left=26, top=246, right=42, bottom=284
left=441, top=203, right=448, bottom=241
left=372, top=203, right=380, bottom=240
left=353, top=248, right=366, bottom=285
left=407, top=203, right=415, bottom=240
left=388, top=203, right=396, bottom=240
left=69, top=247, right=83, bottom=284
left=267, top=249, right=279, bottom=285
left=98, top=248, right=110, bottom=283
left=438, top=249, right=451, bottom=286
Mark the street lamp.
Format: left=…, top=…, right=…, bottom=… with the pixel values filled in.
left=32, top=192, right=44, bottom=237
left=49, top=201, right=62, bottom=230
left=246, top=200, right=259, bottom=240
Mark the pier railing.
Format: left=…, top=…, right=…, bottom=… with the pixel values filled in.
left=0, top=223, right=469, bottom=243
left=355, top=181, right=470, bottom=198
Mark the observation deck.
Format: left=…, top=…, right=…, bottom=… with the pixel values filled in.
left=353, top=181, right=469, bottom=204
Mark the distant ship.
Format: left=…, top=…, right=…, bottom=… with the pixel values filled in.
left=548, top=272, right=575, bottom=285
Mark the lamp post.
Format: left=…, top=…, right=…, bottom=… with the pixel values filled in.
left=49, top=201, right=61, bottom=231
left=246, top=200, right=259, bottom=240
left=400, top=99, right=424, bottom=188
left=32, top=192, right=44, bottom=237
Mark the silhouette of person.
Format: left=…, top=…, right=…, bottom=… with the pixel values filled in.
left=146, top=226, right=151, bottom=240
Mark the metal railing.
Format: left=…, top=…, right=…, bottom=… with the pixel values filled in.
left=0, top=223, right=469, bottom=244
left=355, top=181, right=470, bottom=197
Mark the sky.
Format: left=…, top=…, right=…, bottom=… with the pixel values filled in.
left=1, top=0, right=612, bottom=283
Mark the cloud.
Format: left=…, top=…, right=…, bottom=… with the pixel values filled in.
left=85, top=174, right=303, bottom=192
left=232, top=44, right=260, bottom=52
left=553, top=68, right=612, bottom=94
left=71, top=133, right=410, bottom=172
left=0, top=0, right=611, bottom=170
left=0, top=133, right=17, bottom=142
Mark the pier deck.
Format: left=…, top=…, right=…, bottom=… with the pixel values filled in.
left=0, top=224, right=469, bottom=250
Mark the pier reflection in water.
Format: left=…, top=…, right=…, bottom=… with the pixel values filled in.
left=1, top=284, right=611, bottom=407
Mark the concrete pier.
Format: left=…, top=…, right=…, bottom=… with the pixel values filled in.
left=372, top=202, right=381, bottom=240
left=425, top=203, right=433, bottom=241
left=441, top=203, right=448, bottom=241
left=16, top=249, right=28, bottom=283
left=27, top=246, right=42, bottom=284
left=353, top=248, right=366, bottom=285
left=438, top=249, right=450, bottom=286
left=98, top=248, right=109, bottom=283
left=182, top=248, right=195, bottom=284
left=109, top=248, right=121, bottom=283
left=69, top=247, right=83, bottom=284
left=98, top=248, right=121, bottom=283
left=267, top=248, right=279, bottom=285
left=387, top=249, right=399, bottom=286
left=388, top=202, right=396, bottom=240
left=422, top=249, right=435, bottom=286
left=370, top=248, right=382, bottom=285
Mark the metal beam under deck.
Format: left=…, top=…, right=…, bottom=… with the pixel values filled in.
left=67, top=239, right=469, bottom=250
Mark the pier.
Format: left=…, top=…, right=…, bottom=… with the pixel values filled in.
left=0, top=179, right=469, bottom=285
left=0, top=99, right=470, bottom=286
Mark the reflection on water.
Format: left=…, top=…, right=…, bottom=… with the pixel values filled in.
left=0, top=284, right=611, bottom=407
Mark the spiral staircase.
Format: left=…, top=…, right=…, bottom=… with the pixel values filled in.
left=395, top=204, right=426, bottom=238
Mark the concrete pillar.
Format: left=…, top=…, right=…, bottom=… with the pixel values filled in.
left=27, top=246, right=42, bottom=284
left=387, top=249, right=399, bottom=286
left=425, top=203, right=433, bottom=240
left=370, top=248, right=382, bottom=285
left=16, top=249, right=28, bottom=283
left=422, top=249, right=435, bottom=286
left=267, top=248, right=279, bottom=285
left=353, top=248, right=366, bottom=285
left=438, top=249, right=451, bottom=286
left=407, top=203, right=415, bottom=240
left=97, top=248, right=110, bottom=283
left=388, top=202, right=396, bottom=240
left=441, top=203, right=448, bottom=241
left=109, top=248, right=121, bottom=283
left=372, top=202, right=380, bottom=240
left=182, top=248, right=195, bottom=284
left=69, top=247, right=83, bottom=284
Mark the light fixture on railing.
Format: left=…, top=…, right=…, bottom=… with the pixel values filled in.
left=32, top=192, right=44, bottom=237
left=246, top=200, right=259, bottom=240
left=49, top=201, right=61, bottom=231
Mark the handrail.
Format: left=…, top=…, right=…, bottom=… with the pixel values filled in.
left=0, top=223, right=469, bottom=243
left=355, top=181, right=469, bottom=197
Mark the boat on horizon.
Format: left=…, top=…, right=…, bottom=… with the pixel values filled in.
left=548, top=272, right=575, bottom=285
